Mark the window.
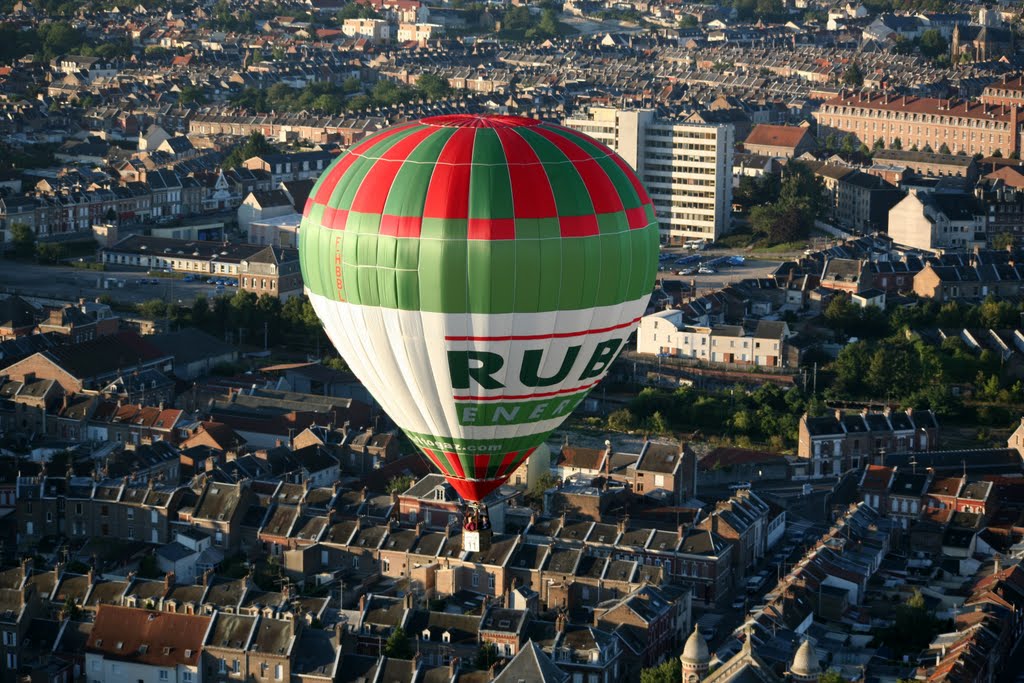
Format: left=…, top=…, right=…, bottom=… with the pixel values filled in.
left=46, top=512, right=52, bottom=523
left=275, top=664, right=282, bottom=680
left=215, top=531, right=224, bottom=545
left=159, top=671, right=168, bottom=681
left=218, top=660, right=227, bottom=674
left=488, top=574, right=495, bottom=590
left=76, top=503, right=83, bottom=515
left=321, top=550, right=329, bottom=565
left=232, top=659, right=240, bottom=674
left=183, top=672, right=193, bottom=683
left=472, top=572, right=480, bottom=587
left=6, top=654, right=16, bottom=670
left=382, top=558, right=390, bottom=573
left=3, top=631, right=15, bottom=646
left=127, top=508, right=134, bottom=520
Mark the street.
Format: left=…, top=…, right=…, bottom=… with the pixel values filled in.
left=0, top=260, right=220, bottom=306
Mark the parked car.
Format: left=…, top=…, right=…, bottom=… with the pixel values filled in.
left=698, top=266, right=717, bottom=274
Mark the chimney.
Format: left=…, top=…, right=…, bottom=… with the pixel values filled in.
left=448, top=656, right=460, bottom=679
left=403, top=592, right=414, bottom=609
left=21, top=557, right=33, bottom=579
left=333, top=622, right=345, bottom=649
left=358, top=594, right=366, bottom=613
left=677, top=523, right=685, bottom=543
left=164, top=571, right=175, bottom=590
left=87, top=568, right=95, bottom=585
left=994, top=554, right=1002, bottom=574
left=834, top=408, right=843, bottom=421
left=415, top=521, right=424, bottom=536
left=555, top=611, right=566, bottom=633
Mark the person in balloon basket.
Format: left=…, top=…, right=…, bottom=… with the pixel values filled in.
left=463, top=507, right=491, bottom=532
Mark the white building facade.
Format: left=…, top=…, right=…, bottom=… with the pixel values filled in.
left=562, top=107, right=735, bottom=244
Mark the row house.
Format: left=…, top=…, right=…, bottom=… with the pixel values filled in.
left=64, top=478, right=187, bottom=543
left=925, top=475, right=994, bottom=515
left=522, top=516, right=732, bottom=605
left=85, top=604, right=209, bottom=683
left=242, top=152, right=333, bottom=186
left=188, top=112, right=384, bottom=146
left=913, top=262, right=1024, bottom=302
left=0, top=560, right=46, bottom=683
left=917, top=561, right=1024, bottom=683
left=202, top=611, right=339, bottom=683
left=179, top=480, right=258, bottom=554
left=796, top=408, right=938, bottom=479
left=857, top=465, right=931, bottom=529
left=696, top=489, right=772, bottom=581
left=15, top=475, right=187, bottom=548
left=593, top=584, right=691, bottom=677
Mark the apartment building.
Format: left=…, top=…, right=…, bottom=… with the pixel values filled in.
left=562, top=107, right=735, bottom=243
left=888, top=191, right=986, bottom=252
left=341, top=17, right=391, bottom=42
left=814, top=91, right=1024, bottom=157
left=637, top=310, right=791, bottom=367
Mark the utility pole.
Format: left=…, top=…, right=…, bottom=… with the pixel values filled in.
left=812, top=362, right=818, bottom=395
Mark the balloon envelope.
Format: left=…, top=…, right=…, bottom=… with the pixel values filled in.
left=300, top=114, right=658, bottom=501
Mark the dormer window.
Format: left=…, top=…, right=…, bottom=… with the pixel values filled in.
left=433, top=488, right=444, bottom=501
left=421, top=629, right=430, bottom=640
left=442, top=631, right=451, bottom=643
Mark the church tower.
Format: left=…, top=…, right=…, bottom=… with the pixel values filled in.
left=787, top=639, right=821, bottom=682
left=680, top=625, right=710, bottom=683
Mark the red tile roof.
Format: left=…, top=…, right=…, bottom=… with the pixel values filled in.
left=744, top=124, right=811, bottom=149
left=87, top=605, right=210, bottom=668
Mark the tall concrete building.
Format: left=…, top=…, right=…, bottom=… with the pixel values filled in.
left=562, top=107, right=735, bottom=244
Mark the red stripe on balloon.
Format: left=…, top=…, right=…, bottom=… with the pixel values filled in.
left=420, top=448, right=451, bottom=477
left=473, top=455, right=490, bottom=480
left=349, top=126, right=437, bottom=215
left=311, top=123, right=418, bottom=204
left=625, top=206, right=649, bottom=229
left=453, top=380, right=600, bottom=401
left=496, top=448, right=533, bottom=479
left=467, top=217, right=515, bottom=240
left=445, top=315, right=642, bottom=341
left=444, top=451, right=466, bottom=479
left=495, top=127, right=558, bottom=220
left=533, top=126, right=625, bottom=215
left=552, top=124, right=653, bottom=205
left=379, top=214, right=423, bottom=238
left=559, top=214, right=599, bottom=237
left=422, top=127, right=475, bottom=219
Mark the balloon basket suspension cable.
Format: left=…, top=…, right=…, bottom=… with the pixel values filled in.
left=461, top=501, right=492, bottom=552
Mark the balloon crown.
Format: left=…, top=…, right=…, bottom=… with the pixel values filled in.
left=421, top=114, right=541, bottom=129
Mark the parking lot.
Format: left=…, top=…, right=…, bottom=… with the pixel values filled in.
left=655, top=249, right=783, bottom=292
left=0, top=260, right=232, bottom=306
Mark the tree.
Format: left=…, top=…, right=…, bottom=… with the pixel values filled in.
left=224, top=131, right=276, bottom=169
left=36, top=241, right=66, bottom=263
left=607, top=408, right=638, bottom=432
left=993, top=232, right=1015, bottom=250
left=524, top=473, right=556, bottom=510
left=679, top=13, right=698, bottom=27
left=640, top=658, right=681, bottom=683
left=842, top=62, right=863, bottom=87
left=839, top=135, right=856, bottom=155
left=383, top=627, right=413, bottom=659
left=819, top=672, right=849, bottom=683
left=137, top=298, right=168, bottom=319
left=891, top=137, right=903, bottom=150
left=386, top=475, right=414, bottom=494
left=417, top=73, right=452, bottom=100
left=872, top=137, right=885, bottom=151
left=919, top=29, right=947, bottom=58
left=938, top=143, right=951, bottom=155
left=9, top=222, right=35, bottom=259
left=473, top=643, right=498, bottom=670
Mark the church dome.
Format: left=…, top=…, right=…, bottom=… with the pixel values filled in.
left=790, top=639, right=821, bottom=677
left=681, top=625, right=710, bottom=665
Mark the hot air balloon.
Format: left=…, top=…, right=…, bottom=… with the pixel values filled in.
left=300, top=114, right=658, bottom=546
